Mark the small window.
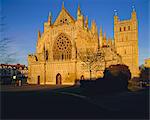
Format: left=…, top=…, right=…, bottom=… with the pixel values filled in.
left=124, top=27, right=126, bottom=31
left=128, top=26, right=130, bottom=30
left=120, top=27, right=121, bottom=32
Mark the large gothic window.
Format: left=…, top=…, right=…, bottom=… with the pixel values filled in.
left=53, top=33, right=72, bottom=60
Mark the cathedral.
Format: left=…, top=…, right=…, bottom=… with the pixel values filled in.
left=28, top=3, right=139, bottom=85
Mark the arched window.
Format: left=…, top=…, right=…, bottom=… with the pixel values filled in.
left=53, top=33, right=72, bottom=60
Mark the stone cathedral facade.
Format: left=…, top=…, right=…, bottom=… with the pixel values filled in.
left=28, top=4, right=139, bottom=85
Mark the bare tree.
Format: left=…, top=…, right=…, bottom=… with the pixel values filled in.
left=78, top=48, right=105, bottom=80
left=0, top=13, right=17, bottom=64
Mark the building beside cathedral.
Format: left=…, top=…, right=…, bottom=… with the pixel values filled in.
left=28, top=3, right=139, bottom=85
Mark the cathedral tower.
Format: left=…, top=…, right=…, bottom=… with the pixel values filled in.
left=114, top=7, right=139, bottom=77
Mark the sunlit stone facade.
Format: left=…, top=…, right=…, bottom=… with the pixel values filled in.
left=28, top=4, right=139, bottom=85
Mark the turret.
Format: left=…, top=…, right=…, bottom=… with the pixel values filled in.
left=131, top=6, right=137, bottom=21
left=114, top=10, right=119, bottom=39
left=114, top=10, right=119, bottom=25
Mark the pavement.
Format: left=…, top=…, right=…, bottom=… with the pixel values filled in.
left=1, top=87, right=109, bottom=119
left=1, top=84, right=149, bottom=119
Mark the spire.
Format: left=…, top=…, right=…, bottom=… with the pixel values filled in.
left=76, top=5, right=84, bottom=27
left=85, top=16, right=88, bottom=28
left=48, top=12, right=52, bottom=25
left=62, top=1, right=64, bottom=9
left=91, top=20, right=98, bottom=34
left=77, top=4, right=81, bottom=16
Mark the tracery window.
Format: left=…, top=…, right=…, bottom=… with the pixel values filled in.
left=53, top=33, right=72, bottom=60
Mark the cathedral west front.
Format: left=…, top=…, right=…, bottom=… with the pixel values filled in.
left=28, top=3, right=139, bottom=85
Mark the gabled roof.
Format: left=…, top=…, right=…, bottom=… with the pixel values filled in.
left=53, top=6, right=75, bottom=26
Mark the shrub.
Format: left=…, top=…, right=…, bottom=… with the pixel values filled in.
left=80, top=64, right=131, bottom=95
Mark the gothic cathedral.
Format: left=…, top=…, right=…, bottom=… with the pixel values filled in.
left=28, top=4, right=139, bottom=85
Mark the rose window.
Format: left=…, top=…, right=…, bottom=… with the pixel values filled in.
left=53, top=33, right=72, bottom=60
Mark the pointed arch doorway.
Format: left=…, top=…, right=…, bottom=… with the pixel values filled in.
left=56, top=73, right=62, bottom=85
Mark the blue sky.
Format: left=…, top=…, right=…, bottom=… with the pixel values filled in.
left=1, top=0, right=149, bottom=65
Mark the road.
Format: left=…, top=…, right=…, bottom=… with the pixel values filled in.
left=1, top=89, right=109, bottom=119
left=1, top=85, right=149, bottom=119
